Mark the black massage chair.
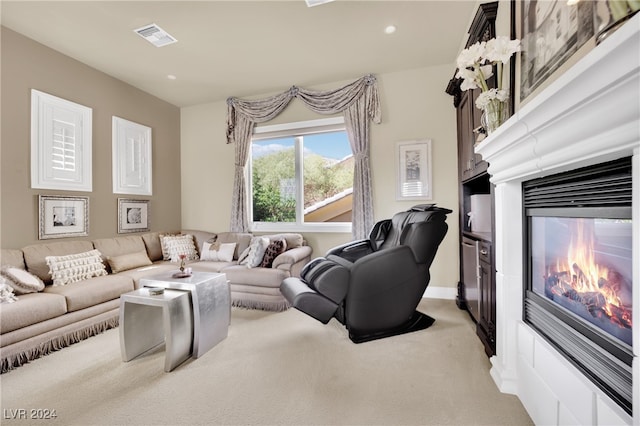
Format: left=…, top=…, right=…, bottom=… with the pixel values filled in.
left=280, top=204, right=451, bottom=343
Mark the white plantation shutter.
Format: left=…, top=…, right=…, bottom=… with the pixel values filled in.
left=112, top=117, right=152, bottom=195
left=31, top=90, right=92, bottom=191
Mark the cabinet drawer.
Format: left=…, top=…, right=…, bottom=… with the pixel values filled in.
left=479, top=242, right=491, bottom=263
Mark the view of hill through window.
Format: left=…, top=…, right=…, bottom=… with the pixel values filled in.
left=251, top=131, right=353, bottom=223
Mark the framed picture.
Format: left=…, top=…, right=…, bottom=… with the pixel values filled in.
left=118, top=198, right=150, bottom=233
left=112, top=116, right=152, bottom=196
left=517, top=0, right=595, bottom=104
left=396, top=139, right=432, bottom=201
left=39, top=195, right=89, bottom=239
left=31, top=90, right=93, bottom=192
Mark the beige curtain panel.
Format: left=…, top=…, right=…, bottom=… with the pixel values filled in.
left=226, top=74, right=381, bottom=239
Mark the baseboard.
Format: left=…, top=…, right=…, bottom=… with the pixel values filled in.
left=423, top=286, right=457, bottom=300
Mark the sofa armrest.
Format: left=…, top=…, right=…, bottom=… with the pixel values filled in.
left=272, top=246, right=312, bottom=276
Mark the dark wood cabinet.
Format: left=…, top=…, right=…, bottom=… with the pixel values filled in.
left=445, top=1, right=498, bottom=357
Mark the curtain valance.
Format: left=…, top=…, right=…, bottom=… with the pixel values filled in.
left=225, top=74, right=381, bottom=239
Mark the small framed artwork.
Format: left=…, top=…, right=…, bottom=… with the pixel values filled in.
left=118, top=198, right=150, bottom=233
left=39, top=195, right=89, bottom=239
left=112, top=116, right=152, bottom=196
left=396, top=139, right=432, bottom=201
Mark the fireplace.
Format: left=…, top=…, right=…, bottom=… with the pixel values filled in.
left=474, top=13, right=638, bottom=426
left=524, top=158, right=633, bottom=414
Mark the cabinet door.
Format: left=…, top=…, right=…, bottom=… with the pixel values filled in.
left=478, top=242, right=496, bottom=356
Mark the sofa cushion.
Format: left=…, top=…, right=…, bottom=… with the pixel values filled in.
left=43, top=274, right=134, bottom=312
left=261, top=233, right=304, bottom=249
left=1, top=267, right=45, bottom=294
left=200, top=242, right=236, bottom=262
left=1, top=249, right=26, bottom=269
left=107, top=250, right=153, bottom=273
left=182, top=230, right=217, bottom=257
left=117, top=263, right=177, bottom=289
left=22, top=240, right=95, bottom=284
left=216, top=232, right=252, bottom=260
left=92, top=235, right=146, bottom=260
left=221, top=265, right=289, bottom=288
left=0, top=292, right=67, bottom=334
left=141, top=232, right=164, bottom=262
left=45, top=249, right=108, bottom=286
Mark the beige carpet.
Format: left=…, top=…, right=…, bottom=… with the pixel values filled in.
left=0, top=298, right=532, bottom=426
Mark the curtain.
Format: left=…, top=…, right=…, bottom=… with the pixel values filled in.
left=226, top=74, right=381, bottom=239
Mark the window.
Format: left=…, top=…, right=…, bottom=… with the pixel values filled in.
left=31, top=89, right=92, bottom=192
left=250, top=118, right=353, bottom=233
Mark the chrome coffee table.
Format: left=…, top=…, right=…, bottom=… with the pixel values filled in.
left=119, top=287, right=193, bottom=372
left=140, top=271, right=230, bottom=358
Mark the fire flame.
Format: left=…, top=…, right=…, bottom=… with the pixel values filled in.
left=551, top=219, right=632, bottom=329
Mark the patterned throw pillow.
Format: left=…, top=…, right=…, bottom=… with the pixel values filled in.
left=0, top=277, right=18, bottom=303
left=1, top=267, right=45, bottom=294
left=45, top=249, right=107, bottom=286
left=200, top=242, right=236, bottom=262
left=159, top=233, right=180, bottom=260
left=240, top=237, right=270, bottom=268
left=163, top=234, right=199, bottom=263
left=259, top=239, right=287, bottom=268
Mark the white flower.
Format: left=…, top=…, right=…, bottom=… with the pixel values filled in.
left=478, top=64, right=493, bottom=81
left=485, top=36, right=521, bottom=64
left=456, top=68, right=478, bottom=90
left=456, top=41, right=486, bottom=69
left=495, top=89, right=509, bottom=102
left=475, top=90, right=495, bottom=110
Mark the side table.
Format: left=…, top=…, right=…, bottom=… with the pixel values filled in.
left=140, top=271, right=230, bottom=358
left=119, top=288, right=193, bottom=372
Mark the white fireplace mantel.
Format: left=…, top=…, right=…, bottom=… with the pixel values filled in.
left=474, top=13, right=639, bottom=426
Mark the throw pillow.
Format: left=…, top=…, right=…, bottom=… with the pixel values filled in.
left=107, top=250, right=153, bottom=273
left=241, top=236, right=270, bottom=268
left=0, top=277, right=18, bottom=303
left=45, top=249, right=108, bottom=286
left=159, top=233, right=180, bottom=260
left=259, top=239, right=287, bottom=268
left=200, top=242, right=236, bottom=262
left=163, top=234, right=199, bottom=263
left=1, top=266, right=45, bottom=294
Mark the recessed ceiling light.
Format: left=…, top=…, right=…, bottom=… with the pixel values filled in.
left=167, top=74, right=177, bottom=80
left=384, top=25, right=397, bottom=35
left=305, top=0, right=334, bottom=7
left=134, top=23, right=177, bottom=47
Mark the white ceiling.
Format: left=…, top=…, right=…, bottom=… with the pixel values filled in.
left=1, top=0, right=479, bottom=107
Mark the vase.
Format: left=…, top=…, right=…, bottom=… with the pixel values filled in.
left=481, top=100, right=509, bottom=135
left=594, top=0, right=639, bottom=44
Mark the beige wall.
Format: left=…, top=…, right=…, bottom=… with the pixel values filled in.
left=0, top=27, right=182, bottom=249
left=181, top=65, right=460, bottom=290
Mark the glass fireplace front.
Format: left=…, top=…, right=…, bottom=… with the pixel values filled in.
left=523, top=157, right=633, bottom=414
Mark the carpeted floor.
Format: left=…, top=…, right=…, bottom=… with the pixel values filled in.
left=0, top=298, right=533, bottom=425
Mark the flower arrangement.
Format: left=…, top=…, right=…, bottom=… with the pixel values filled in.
left=455, top=36, right=521, bottom=133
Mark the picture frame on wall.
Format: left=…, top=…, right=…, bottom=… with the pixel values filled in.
left=118, top=198, right=150, bottom=233
left=517, top=0, right=595, bottom=104
left=396, top=139, right=432, bottom=201
left=112, top=116, right=152, bottom=196
left=39, top=195, right=89, bottom=239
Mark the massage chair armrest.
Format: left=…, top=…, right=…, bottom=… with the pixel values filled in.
left=325, top=239, right=374, bottom=263
left=348, top=245, right=423, bottom=296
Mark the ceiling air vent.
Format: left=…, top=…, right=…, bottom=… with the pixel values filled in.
left=305, top=0, right=335, bottom=7
left=134, top=23, right=177, bottom=47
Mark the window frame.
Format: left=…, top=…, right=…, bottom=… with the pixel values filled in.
left=250, top=117, right=352, bottom=234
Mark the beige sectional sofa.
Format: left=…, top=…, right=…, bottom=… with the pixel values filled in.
left=0, top=230, right=312, bottom=373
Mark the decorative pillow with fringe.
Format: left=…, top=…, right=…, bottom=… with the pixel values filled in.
left=1, top=266, right=45, bottom=294
left=0, top=277, right=18, bottom=303
left=159, top=233, right=180, bottom=260
left=45, top=249, right=107, bottom=286
left=163, top=234, right=199, bottom=262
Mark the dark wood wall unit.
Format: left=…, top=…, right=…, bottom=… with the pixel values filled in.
left=445, top=1, right=498, bottom=357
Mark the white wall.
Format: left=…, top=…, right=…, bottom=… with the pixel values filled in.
left=180, top=65, right=460, bottom=292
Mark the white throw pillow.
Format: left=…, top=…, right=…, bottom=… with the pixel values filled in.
left=1, top=267, right=45, bottom=294
left=163, top=234, right=199, bottom=262
left=45, top=249, right=107, bottom=286
left=200, top=242, right=236, bottom=262
left=0, top=277, right=18, bottom=303
left=241, top=237, right=270, bottom=268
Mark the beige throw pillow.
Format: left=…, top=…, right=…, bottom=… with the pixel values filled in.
left=45, top=249, right=107, bottom=286
left=107, top=250, right=153, bottom=273
left=200, top=242, right=236, bottom=262
left=1, top=267, right=44, bottom=294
